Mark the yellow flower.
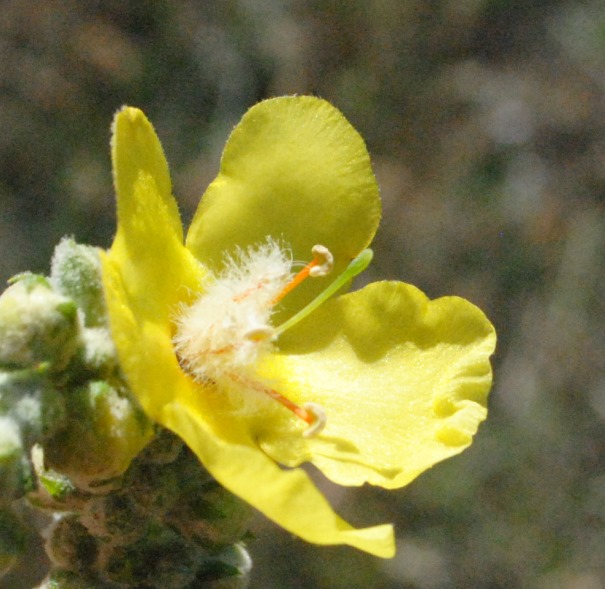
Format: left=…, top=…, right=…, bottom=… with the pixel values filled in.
left=100, top=97, right=496, bottom=559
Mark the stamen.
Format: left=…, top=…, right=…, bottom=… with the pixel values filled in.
left=174, top=240, right=335, bottom=439
left=233, top=280, right=269, bottom=303
left=275, top=248, right=373, bottom=336
left=229, top=372, right=327, bottom=436
left=308, top=245, right=334, bottom=277
left=244, top=325, right=276, bottom=342
left=273, top=244, right=334, bottom=304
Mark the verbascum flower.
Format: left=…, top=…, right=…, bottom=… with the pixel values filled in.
left=101, top=96, right=496, bottom=558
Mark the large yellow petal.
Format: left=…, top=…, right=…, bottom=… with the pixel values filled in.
left=107, top=106, right=204, bottom=324
left=102, top=106, right=204, bottom=409
left=186, top=96, right=381, bottom=315
left=258, top=281, right=496, bottom=489
left=161, top=398, right=395, bottom=558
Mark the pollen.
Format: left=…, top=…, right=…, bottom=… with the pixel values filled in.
left=172, top=239, right=332, bottom=437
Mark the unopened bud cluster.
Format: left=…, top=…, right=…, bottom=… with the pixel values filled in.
left=0, top=239, right=252, bottom=588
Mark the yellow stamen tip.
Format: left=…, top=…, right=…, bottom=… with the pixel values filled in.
left=244, top=325, right=276, bottom=342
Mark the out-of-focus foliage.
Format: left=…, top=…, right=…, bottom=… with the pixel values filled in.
left=1, top=1, right=604, bottom=588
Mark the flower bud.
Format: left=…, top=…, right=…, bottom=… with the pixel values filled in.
left=79, top=327, right=118, bottom=377
left=0, top=275, right=79, bottom=372
left=168, top=480, right=253, bottom=548
left=45, top=515, right=98, bottom=573
left=50, top=238, right=107, bottom=328
left=200, top=543, right=252, bottom=589
left=44, top=381, right=152, bottom=490
left=102, top=526, right=197, bottom=588
left=36, top=569, right=105, bottom=589
left=0, top=369, right=67, bottom=448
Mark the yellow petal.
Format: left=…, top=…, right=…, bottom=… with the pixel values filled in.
left=107, top=106, right=203, bottom=323
left=161, top=399, right=395, bottom=558
left=259, top=281, right=496, bottom=489
left=186, top=96, right=381, bottom=315
left=102, top=106, right=204, bottom=409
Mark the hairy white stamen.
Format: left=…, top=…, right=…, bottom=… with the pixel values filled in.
left=173, top=239, right=291, bottom=382
left=173, top=239, right=333, bottom=437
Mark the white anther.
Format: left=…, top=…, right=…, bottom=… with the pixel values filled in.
left=309, top=245, right=334, bottom=277
left=244, top=325, right=276, bottom=342
left=302, top=402, right=327, bottom=438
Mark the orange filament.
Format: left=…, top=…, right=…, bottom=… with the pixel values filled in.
left=233, top=279, right=268, bottom=303
left=264, top=387, right=315, bottom=425
left=234, top=245, right=328, bottom=305
left=272, top=245, right=333, bottom=305
left=272, top=260, right=318, bottom=304
left=228, top=372, right=325, bottom=435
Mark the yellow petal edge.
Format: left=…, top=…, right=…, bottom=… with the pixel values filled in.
left=260, top=281, right=496, bottom=489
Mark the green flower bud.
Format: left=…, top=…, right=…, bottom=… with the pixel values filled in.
left=50, top=239, right=107, bottom=329
left=0, top=416, right=22, bottom=461
left=79, top=328, right=118, bottom=377
left=45, top=381, right=152, bottom=490
left=192, top=543, right=251, bottom=589
left=162, top=449, right=251, bottom=549
left=103, top=525, right=197, bottom=588
left=169, top=481, right=253, bottom=548
left=0, top=275, right=79, bottom=372
left=137, top=428, right=184, bottom=466
left=80, top=493, right=147, bottom=544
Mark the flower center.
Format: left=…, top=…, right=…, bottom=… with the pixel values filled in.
left=172, top=240, right=372, bottom=438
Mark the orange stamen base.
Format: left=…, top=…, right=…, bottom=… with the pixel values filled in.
left=228, top=372, right=326, bottom=437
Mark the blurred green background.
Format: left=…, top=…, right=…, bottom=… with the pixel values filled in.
left=1, top=1, right=604, bottom=588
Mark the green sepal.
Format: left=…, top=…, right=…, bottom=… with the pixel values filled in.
left=32, top=447, right=77, bottom=502
left=51, top=238, right=107, bottom=328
